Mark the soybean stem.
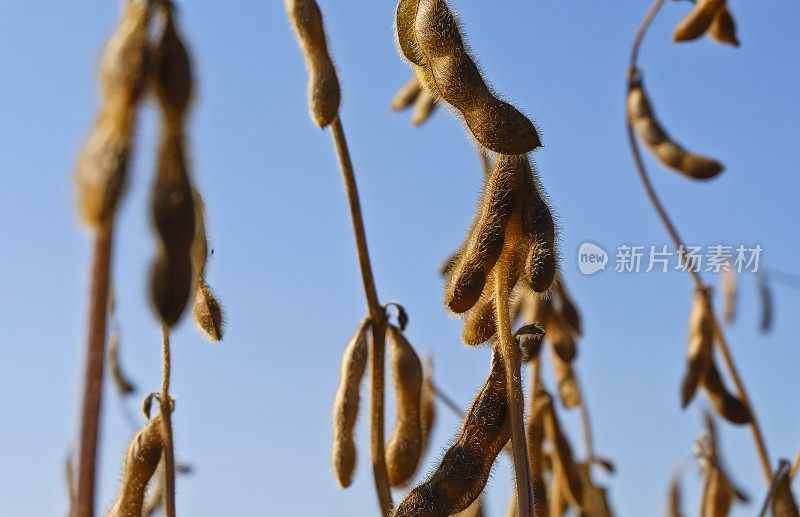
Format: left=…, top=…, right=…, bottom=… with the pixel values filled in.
left=76, top=226, right=114, bottom=517
left=495, top=259, right=534, bottom=517
left=160, top=326, right=176, bottom=517
left=575, top=373, right=595, bottom=466
left=627, top=0, right=772, bottom=484
left=329, top=115, right=393, bottom=516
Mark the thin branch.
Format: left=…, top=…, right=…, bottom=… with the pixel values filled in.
left=160, top=326, right=176, bottom=517
left=575, top=371, right=595, bottom=466
left=627, top=0, right=772, bottom=484
left=75, top=226, right=114, bottom=517
left=431, top=382, right=466, bottom=419
left=791, top=444, right=800, bottom=480
left=495, top=258, right=534, bottom=517
left=329, top=116, right=393, bottom=516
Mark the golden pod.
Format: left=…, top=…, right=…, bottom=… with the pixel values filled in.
left=391, top=76, right=422, bottom=111
left=331, top=318, right=370, bottom=488
left=627, top=82, right=723, bottom=180
left=394, top=344, right=510, bottom=517
left=673, top=0, right=723, bottom=42
left=386, top=325, right=424, bottom=487
left=152, top=6, right=193, bottom=126
left=772, top=462, right=800, bottom=517
left=542, top=392, right=585, bottom=510
left=285, top=0, right=340, bottom=128
left=709, top=4, right=739, bottom=47
left=98, top=0, right=152, bottom=108
left=107, top=415, right=165, bottom=517
left=412, top=87, right=438, bottom=127
left=680, top=288, right=714, bottom=407
left=702, top=361, right=752, bottom=424
left=193, top=279, right=224, bottom=341
left=190, top=186, right=208, bottom=280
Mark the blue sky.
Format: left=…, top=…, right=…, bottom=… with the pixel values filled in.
left=0, top=0, right=798, bottom=515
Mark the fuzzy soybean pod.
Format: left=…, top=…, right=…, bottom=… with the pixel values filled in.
left=331, top=318, right=370, bottom=488
left=460, top=256, right=523, bottom=346
left=673, top=0, right=723, bottom=42
left=98, top=0, right=152, bottom=109
left=150, top=131, right=196, bottom=327
left=412, top=87, right=439, bottom=127
left=680, top=288, right=714, bottom=407
left=386, top=324, right=424, bottom=487
left=394, top=345, right=510, bottom=517
left=151, top=6, right=193, bottom=127
left=409, top=0, right=541, bottom=155
left=446, top=156, right=517, bottom=314
left=107, top=415, right=165, bottom=517
left=627, top=80, right=723, bottom=180
left=702, top=361, right=752, bottom=424
left=542, top=393, right=585, bottom=510
left=550, top=347, right=580, bottom=409
left=285, top=0, right=340, bottom=128
left=391, top=76, right=423, bottom=111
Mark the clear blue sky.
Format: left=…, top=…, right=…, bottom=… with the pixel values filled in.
left=1, top=0, right=798, bottom=515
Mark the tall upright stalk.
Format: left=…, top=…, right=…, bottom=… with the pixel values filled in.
left=160, top=326, right=177, bottom=517
left=329, top=116, right=393, bottom=516
left=75, top=226, right=114, bottom=517
left=627, top=0, right=772, bottom=483
left=494, top=259, right=534, bottom=517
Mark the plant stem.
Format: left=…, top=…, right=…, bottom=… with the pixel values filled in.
left=329, top=116, right=393, bottom=516
left=75, top=226, right=114, bottom=517
left=791, top=444, right=800, bottom=480
left=575, top=372, right=594, bottom=466
left=431, top=382, right=466, bottom=419
left=160, top=326, right=176, bottom=517
left=628, top=0, right=772, bottom=484
left=495, top=258, right=534, bottom=517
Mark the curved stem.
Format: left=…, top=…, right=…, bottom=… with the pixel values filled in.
left=75, top=226, right=114, bottom=517
left=329, top=116, right=393, bottom=516
left=495, top=259, right=534, bottom=517
left=160, top=326, right=176, bottom=517
left=627, top=1, right=772, bottom=483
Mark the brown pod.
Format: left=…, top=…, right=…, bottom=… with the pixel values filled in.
left=702, top=361, right=752, bottom=424
left=627, top=82, right=723, bottom=180
left=526, top=390, right=550, bottom=517
left=386, top=325, right=424, bottom=487
left=700, top=466, right=737, bottom=517
left=546, top=314, right=577, bottom=364
left=75, top=116, right=132, bottom=229
left=391, top=76, right=423, bottom=111
left=193, top=279, right=225, bottom=341
left=98, top=0, right=152, bottom=107
left=150, top=132, right=196, bottom=327
left=396, top=0, right=425, bottom=66
left=709, top=3, right=739, bottom=47
left=772, top=461, right=800, bottom=517
left=107, top=415, right=165, bottom=517
left=666, top=470, right=685, bottom=517
left=189, top=187, right=208, bottom=279
left=673, top=0, right=723, bottom=42
left=551, top=348, right=580, bottom=409
left=285, top=0, right=340, bottom=128
left=757, top=271, right=772, bottom=333
left=554, top=282, right=582, bottom=338
left=394, top=345, right=510, bottom=517
left=412, top=87, right=439, bottom=127
left=515, top=323, right=544, bottom=363
left=525, top=240, right=557, bottom=293
left=411, top=0, right=541, bottom=154
left=151, top=6, right=192, bottom=125
left=680, top=288, right=714, bottom=407
left=462, top=295, right=497, bottom=346
left=513, top=157, right=556, bottom=293
left=331, top=318, right=370, bottom=488
left=542, top=393, right=585, bottom=509
left=453, top=496, right=484, bottom=517
left=446, top=157, right=517, bottom=313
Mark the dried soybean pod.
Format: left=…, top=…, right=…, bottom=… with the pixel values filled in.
left=412, top=87, right=439, bottom=127
left=542, top=393, right=585, bottom=509
left=107, top=415, right=165, bottom=517
left=331, top=318, right=370, bottom=488
left=189, top=187, right=208, bottom=279
left=193, top=279, right=224, bottom=341
left=673, top=0, right=723, bottom=42
left=546, top=316, right=577, bottom=364
left=702, top=361, right=752, bottom=424
left=386, top=325, right=424, bottom=487
left=151, top=4, right=193, bottom=125
left=709, top=4, right=739, bottom=47
left=700, top=466, right=737, bottom=517
left=394, top=345, right=510, bottom=517
left=412, top=0, right=541, bottom=154
left=108, top=330, right=136, bottom=394
left=446, top=156, right=517, bottom=313
left=98, top=0, right=152, bottom=107
left=627, top=80, right=723, bottom=180
left=391, top=76, right=422, bottom=111
left=757, top=271, right=772, bottom=333
left=396, top=0, right=424, bottom=66
left=516, top=323, right=544, bottom=363
left=554, top=282, right=582, bottom=338
left=285, top=0, right=340, bottom=128
left=462, top=295, right=497, bottom=346
left=551, top=348, right=580, bottom=409
left=526, top=390, right=550, bottom=517
left=721, top=267, right=736, bottom=324
left=420, top=354, right=436, bottom=453
left=666, top=468, right=685, bottom=517
left=150, top=131, right=195, bottom=327
left=680, top=288, right=714, bottom=407
left=453, top=496, right=484, bottom=517
left=772, top=461, right=800, bottom=517
left=513, top=157, right=556, bottom=293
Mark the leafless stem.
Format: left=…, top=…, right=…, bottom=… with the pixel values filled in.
left=329, top=116, right=393, bottom=516
left=75, top=226, right=114, bottom=517
left=495, top=259, right=534, bottom=517
left=160, top=326, right=176, bottom=517
left=575, top=372, right=594, bottom=465
left=627, top=0, right=772, bottom=484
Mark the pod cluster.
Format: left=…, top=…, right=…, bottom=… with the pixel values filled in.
left=680, top=288, right=752, bottom=425
left=696, top=414, right=748, bottom=516
left=673, top=0, right=739, bottom=47
left=394, top=344, right=510, bottom=517
left=627, top=77, right=723, bottom=181
left=74, top=0, right=152, bottom=230
left=285, top=0, right=340, bottom=128
left=396, top=0, right=541, bottom=155
left=390, top=75, right=439, bottom=127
